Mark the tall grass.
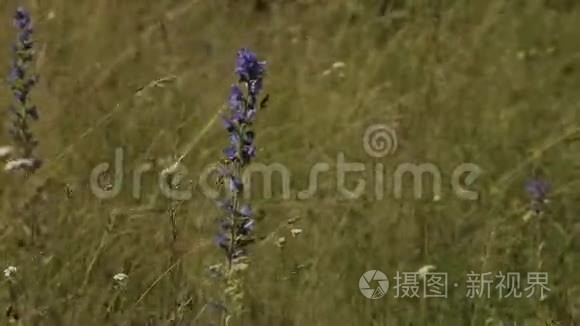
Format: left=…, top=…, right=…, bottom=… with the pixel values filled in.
left=0, top=0, right=579, bottom=324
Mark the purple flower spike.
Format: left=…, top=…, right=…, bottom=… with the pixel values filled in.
left=213, top=48, right=267, bottom=269
left=223, top=146, right=237, bottom=160
left=6, top=7, right=41, bottom=172
left=214, top=233, right=229, bottom=250
left=525, top=179, right=549, bottom=201
left=13, top=7, right=31, bottom=29
left=235, top=48, right=266, bottom=84
left=239, top=204, right=252, bottom=217
left=228, top=176, right=243, bottom=193
left=229, top=85, right=244, bottom=110
left=525, top=178, right=549, bottom=213
left=221, top=116, right=235, bottom=131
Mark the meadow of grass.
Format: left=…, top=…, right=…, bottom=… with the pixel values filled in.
left=1, top=0, right=580, bottom=325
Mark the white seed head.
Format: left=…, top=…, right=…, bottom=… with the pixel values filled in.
left=3, top=266, right=17, bottom=279
left=290, top=228, right=303, bottom=238
left=4, top=158, right=41, bottom=172
left=332, top=61, right=346, bottom=69
left=0, top=146, right=13, bottom=159
left=276, top=236, right=286, bottom=248
left=417, top=265, right=436, bottom=280
left=113, top=273, right=129, bottom=282
left=113, top=273, right=128, bottom=283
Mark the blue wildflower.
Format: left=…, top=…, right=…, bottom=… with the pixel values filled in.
left=526, top=178, right=549, bottom=213
left=525, top=179, right=549, bottom=201
left=214, top=232, right=229, bottom=251
left=14, top=8, right=31, bottom=29
left=5, top=7, right=41, bottom=173
left=213, top=48, right=267, bottom=266
left=238, top=204, right=251, bottom=217
left=221, top=116, right=235, bottom=132
left=235, top=48, right=266, bottom=87
left=223, top=146, right=237, bottom=161
left=227, top=176, right=243, bottom=193
left=229, top=85, right=244, bottom=110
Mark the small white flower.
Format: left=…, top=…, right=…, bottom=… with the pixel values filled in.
left=113, top=273, right=128, bottom=283
left=276, top=237, right=286, bottom=248
left=113, top=273, right=129, bottom=282
left=332, top=61, right=346, bottom=69
left=4, top=266, right=17, bottom=279
left=4, top=158, right=41, bottom=172
left=417, top=265, right=436, bottom=280
left=290, top=228, right=303, bottom=238
left=0, top=146, right=13, bottom=159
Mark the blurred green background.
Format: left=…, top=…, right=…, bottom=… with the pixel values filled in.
left=1, top=0, right=580, bottom=325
